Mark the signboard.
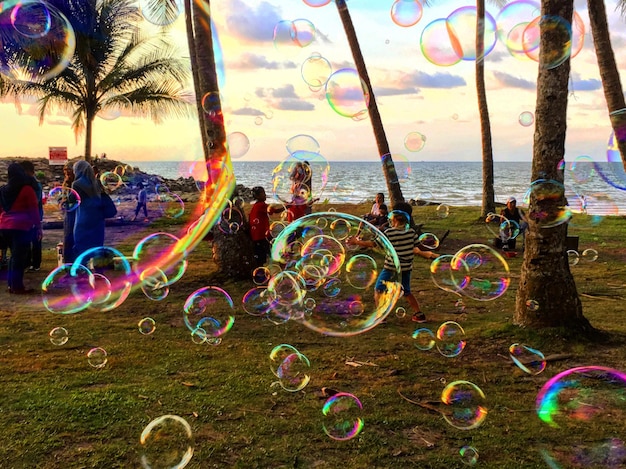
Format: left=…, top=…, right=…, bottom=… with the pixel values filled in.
left=49, top=146, right=68, bottom=165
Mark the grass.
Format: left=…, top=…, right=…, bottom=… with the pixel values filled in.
left=1, top=202, right=626, bottom=468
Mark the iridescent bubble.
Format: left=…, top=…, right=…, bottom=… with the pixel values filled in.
left=0, top=0, right=76, bottom=81
left=87, top=347, right=108, bottom=369
left=436, top=321, right=467, bottom=358
left=451, top=244, right=510, bottom=301
left=509, top=343, right=546, bottom=375
left=524, top=179, right=572, bottom=228
left=242, top=287, right=274, bottom=316
left=420, top=18, right=462, bottom=67
left=138, top=317, right=156, bottom=335
left=183, top=287, right=235, bottom=339
left=496, top=0, right=540, bottom=48
left=536, top=366, right=626, bottom=468
left=253, top=267, right=271, bottom=285
left=418, top=232, right=439, bottom=250
left=526, top=299, right=539, bottom=311
left=300, top=55, right=332, bottom=89
left=455, top=298, right=466, bottom=313
left=329, top=218, right=352, bottom=241
left=292, top=18, right=316, bottom=47
left=447, top=6, right=497, bottom=61
left=42, top=263, right=95, bottom=314
left=286, top=133, right=321, bottom=155
left=395, top=306, right=406, bottom=318
left=385, top=153, right=412, bottom=183
left=431, top=255, right=467, bottom=294
left=98, top=94, right=131, bottom=120
left=441, top=380, right=488, bottom=430
left=304, top=297, right=316, bottom=311
left=270, top=212, right=402, bottom=336
left=157, top=192, right=185, bottom=219
left=271, top=151, right=330, bottom=205
left=226, top=131, right=250, bottom=159
left=99, top=171, right=123, bottom=192
left=140, top=267, right=169, bottom=301
left=325, top=68, right=370, bottom=118
left=568, top=155, right=595, bottom=184
left=133, top=232, right=188, bottom=288
left=201, top=91, right=222, bottom=117
left=139, top=0, right=183, bottom=26
left=522, top=15, right=574, bottom=69
left=49, top=326, right=68, bottom=346
left=47, top=186, right=81, bottom=213
left=460, top=446, right=479, bottom=466
left=269, top=344, right=300, bottom=376
left=582, top=248, right=598, bottom=262
left=140, top=414, right=194, bottom=469
left=303, top=0, right=332, bottom=6
left=567, top=250, right=580, bottom=266
left=322, top=393, right=364, bottom=441
left=519, top=111, right=535, bottom=127
left=436, top=204, right=449, bottom=219
left=499, top=219, right=520, bottom=242
left=412, top=328, right=435, bottom=350
left=345, top=254, right=377, bottom=289
left=390, top=0, right=423, bottom=27
left=275, top=350, right=311, bottom=392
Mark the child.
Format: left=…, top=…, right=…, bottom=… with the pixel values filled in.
left=132, top=182, right=148, bottom=222
left=364, top=192, right=384, bottom=222
left=286, top=193, right=317, bottom=223
left=249, top=186, right=284, bottom=267
left=347, top=210, right=438, bottom=323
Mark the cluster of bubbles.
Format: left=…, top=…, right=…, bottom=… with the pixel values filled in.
left=567, top=248, right=599, bottom=266
left=269, top=344, right=311, bottom=392
left=412, top=321, right=467, bottom=358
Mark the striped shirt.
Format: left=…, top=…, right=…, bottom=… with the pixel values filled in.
left=381, top=226, right=418, bottom=272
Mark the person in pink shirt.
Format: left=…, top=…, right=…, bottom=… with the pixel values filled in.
left=0, top=163, right=42, bottom=294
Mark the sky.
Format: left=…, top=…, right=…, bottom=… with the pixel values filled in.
left=1, top=0, right=625, bottom=163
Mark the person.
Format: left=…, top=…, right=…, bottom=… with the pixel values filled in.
left=364, top=193, right=385, bottom=222
left=72, top=160, right=106, bottom=259
left=19, top=161, right=43, bottom=271
left=286, top=193, right=317, bottom=223
left=62, top=162, right=77, bottom=264
left=248, top=186, right=284, bottom=267
left=290, top=160, right=314, bottom=214
left=132, top=182, right=149, bottom=222
left=0, top=163, right=42, bottom=294
left=370, top=203, right=390, bottom=231
left=500, top=197, right=528, bottom=249
left=347, top=210, right=438, bottom=323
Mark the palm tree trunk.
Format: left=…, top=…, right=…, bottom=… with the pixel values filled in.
left=587, top=0, right=626, bottom=168
left=334, top=0, right=404, bottom=207
left=476, top=0, right=495, bottom=217
left=84, top=115, right=93, bottom=163
left=514, top=0, right=591, bottom=332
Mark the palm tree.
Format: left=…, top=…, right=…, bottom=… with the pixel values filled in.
left=0, top=0, right=192, bottom=162
left=587, top=0, right=626, bottom=167
left=514, top=0, right=591, bottom=332
left=334, top=0, right=405, bottom=207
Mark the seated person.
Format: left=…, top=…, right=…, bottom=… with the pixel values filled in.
left=501, top=197, right=528, bottom=231
left=369, top=203, right=389, bottom=231
left=364, top=192, right=384, bottom=222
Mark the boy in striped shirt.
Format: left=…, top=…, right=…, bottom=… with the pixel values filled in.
left=348, top=210, right=438, bottom=323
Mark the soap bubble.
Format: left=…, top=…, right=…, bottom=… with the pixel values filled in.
left=420, top=18, right=462, bottom=66
left=49, top=326, right=68, bottom=346
left=140, top=414, right=194, bottom=469
left=47, top=186, right=81, bottom=213
left=138, top=317, right=156, bottom=335
left=567, top=250, right=580, bottom=266
left=447, top=6, right=497, bottom=61
left=390, top=0, right=423, bottom=28
left=436, top=321, right=466, bottom=358
left=395, top=306, right=406, bottom=318
left=404, top=132, right=426, bottom=152
left=325, top=68, right=370, bottom=118
left=271, top=151, right=330, bottom=205
left=42, top=263, right=96, bottom=314
left=536, top=366, right=626, bottom=468
left=412, top=328, right=435, bottom=351
left=509, top=343, right=546, bottom=375
left=524, top=179, right=572, bottom=228
left=242, top=287, right=274, bottom=316
left=450, top=244, right=510, bottom=301
left=526, top=299, right=539, bottom=311
left=582, top=248, right=598, bottom=262
left=87, top=347, right=108, bottom=369
left=431, top=254, right=468, bottom=294
left=183, top=286, right=235, bottom=340
left=519, top=111, right=535, bottom=127
left=436, top=204, right=449, bottom=218
left=345, top=254, right=378, bottom=289
left=418, top=233, right=439, bottom=250
left=322, top=393, right=364, bottom=441
left=273, top=348, right=311, bottom=392
left=460, top=446, right=479, bottom=465
left=441, top=381, right=488, bottom=430
left=226, top=131, right=250, bottom=159
left=300, top=56, right=332, bottom=90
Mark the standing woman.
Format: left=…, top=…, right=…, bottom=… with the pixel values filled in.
left=62, top=162, right=77, bottom=263
left=0, top=163, right=42, bottom=294
left=72, top=160, right=105, bottom=258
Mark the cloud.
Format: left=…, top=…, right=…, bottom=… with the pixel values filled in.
left=229, top=53, right=282, bottom=70
left=274, top=99, right=315, bottom=111
left=231, top=107, right=265, bottom=116
left=255, top=85, right=299, bottom=99
left=405, top=71, right=466, bottom=89
left=485, top=50, right=510, bottom=63
left=225, top=0, right=282, bottom=42
left=570, top=77, right=602, bottom=91
left=492, top=71, right=536, bottom=90
left=373, top=85, right=419, bottom=97
left=46, top=119, right=71, bottom=126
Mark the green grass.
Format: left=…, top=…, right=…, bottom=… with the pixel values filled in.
left=1, top=203, right=625, bottom=468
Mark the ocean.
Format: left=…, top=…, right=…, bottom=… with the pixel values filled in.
left=126, top=160, right=626, bottom=214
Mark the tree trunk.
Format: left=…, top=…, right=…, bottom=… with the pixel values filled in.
left=587, top=0, right=626, bottom=168
left=334, top=0, right=404, bottom=207
left=84, top=114, right=93, bottom=163
left=191, top=0, right=252, bottom=279
left=514, top=0, right=591, bottom=332
left=476, top=0, right=495, bottom=217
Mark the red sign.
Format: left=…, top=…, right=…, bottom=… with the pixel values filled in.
left=49, top=146, right=68, bottom=165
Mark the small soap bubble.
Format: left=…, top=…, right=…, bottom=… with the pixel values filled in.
left=519, top=111, right=535, bottom=127
left=412, top=328, right=435, bottom=350
left=404, top=131, right=426, bottom=152
left=509, top=343, right=547, bottom=375
left=49, top=326, right=68, bottom=346
left=460, top=446, right=479, bottom=465
left=454, top=299, right=466, bottom=313
left=582, top=248, right=598, bottom=262
left=418, top=232, right=439, bottom=250
left=395, top=307, right=406, bottom=318
left=567, top=250, right=580, bottom=266
left=441, top=380, right=488, bottom=430
left=436, top=204, right=449, bottom=219
left=436, top=321, right=467, bottom=358
left=138, top=317, right=156, bottom=335
left=526, top=299, right=539, bottom=311
left=140, top=414, right=194, bottom=469
left=87, top=347, right=108, bottom=369
left=390, top=0, right=423, bottom=27
left=253, top=267, right=271, bottom=285
left=322, top=393, right=364, bottom=441
left=275, top=351, right=311, bottom=392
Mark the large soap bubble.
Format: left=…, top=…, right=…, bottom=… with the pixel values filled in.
left=269, top=212, right=402, bottom=336
left=140, top=414, right=194, bottom=469
left=450, top=244, right=510, bottom=301
left=271, top=151, right=330, bottom=205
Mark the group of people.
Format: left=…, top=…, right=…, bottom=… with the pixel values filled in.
left=0, top=160, right=116, bottom=294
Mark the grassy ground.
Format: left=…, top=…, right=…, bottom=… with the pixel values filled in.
left=1, top=202, right=625, bottom=468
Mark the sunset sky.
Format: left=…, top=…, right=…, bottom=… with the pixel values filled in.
left=1, top=0, right=625, bottom=164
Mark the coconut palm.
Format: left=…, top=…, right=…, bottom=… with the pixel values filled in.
left=514, top=0, right=591, bottom=332
left=587, top=0, right=626, bottom=166
left=0, top=0, right=192, bottom=162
